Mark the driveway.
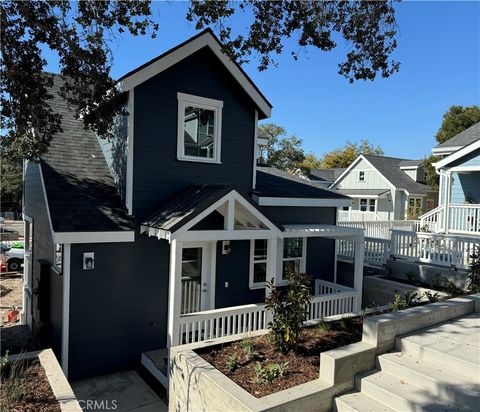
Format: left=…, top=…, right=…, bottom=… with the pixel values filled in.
left=72, top=370, right=167, bottom=412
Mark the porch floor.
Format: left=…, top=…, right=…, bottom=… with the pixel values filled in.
left=141, top=348, right=168, bottom=389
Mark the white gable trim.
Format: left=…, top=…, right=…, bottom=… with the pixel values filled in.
left=54, top=231, right=135, bottom=244
left=432, top=146, right=462, bottom=156
left=117, top=31, right=271, bottom=118
left=435, top=139, right=480, bottom=170
left=330, top=154, right=396, bottom=191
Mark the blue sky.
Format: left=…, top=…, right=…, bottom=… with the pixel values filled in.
left=43, top=1, right=480, bottom=160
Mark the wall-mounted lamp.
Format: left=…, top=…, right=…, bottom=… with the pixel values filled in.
left=222, top=241, right=231, bottom=255
left=83, top=252, right=95, bottom=270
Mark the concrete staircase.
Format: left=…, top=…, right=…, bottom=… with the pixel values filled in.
left=334, top=313, right=480, bottom=411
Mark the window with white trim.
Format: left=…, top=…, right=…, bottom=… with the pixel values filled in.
left=25, top=219, right=33, bottom=255
left=249, top=239, right=268, bottom=288
left=360, top=198, right=375, bottom=212
left=282, top=237, right=305, bottom=280
left=358, top=171, right=365, bottom=182
left=177, top=92, right=223, bottom=163
left=53, top=244, right=63, bottom=273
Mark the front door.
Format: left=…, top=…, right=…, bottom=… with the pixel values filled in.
left=180, top=243, right=213, bottom=314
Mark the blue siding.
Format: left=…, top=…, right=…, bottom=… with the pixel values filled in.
left=448, top=148, right=480, bottom=168
left=451, top=172, right=480, bottom=203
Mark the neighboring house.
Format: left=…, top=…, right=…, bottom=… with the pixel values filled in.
left=309, top=168, right=346, bottom=188
left=327, top=154, right=437, bottom=221
left=420, top=122, right=480, bottom=234
left=23, top=30, right=362, bottom=382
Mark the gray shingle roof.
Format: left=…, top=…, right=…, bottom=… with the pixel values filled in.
left=362, top=155, right=430, bottom=195
left=255, top=166, right=349, bottom=199
left=399, top=159, right=423, bottom=167
left=41, top=75, right=134, bottom=232
left=435, top=122, right=480, bottom=149
left=309, top=168, right=346, bottom=182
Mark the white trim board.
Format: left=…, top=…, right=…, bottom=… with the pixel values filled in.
left=61, top=244, right=71, bottom=377
left=117, top=30, right=271, bottom=118
left=126, top=88, right=134, bottom=215
left=54, top=231, right=135, bottom=244
left=255, top=196, right=351, bottom=207
left=432, top=146, right=462, bottom=156
left=435, top=138, right=480, bottom=169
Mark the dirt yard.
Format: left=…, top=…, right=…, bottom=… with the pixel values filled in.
left=0, top=274, right=23, bottom=326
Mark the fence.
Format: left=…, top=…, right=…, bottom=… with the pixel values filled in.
left=338, top=220, right=419, bottom=239
left=338, top=237, right=391, bottom=267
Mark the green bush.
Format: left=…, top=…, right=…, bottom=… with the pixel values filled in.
left=265, top=272, right=311, bottom=354
left=225, top=352, right=239, bottom=373
left=254, top=362, right=288, bottom=384
left=431, top=274, right=462, bottom=297
left=423, top=290, right=439, bottom=303
left=467, top=246, right=480, bottom=293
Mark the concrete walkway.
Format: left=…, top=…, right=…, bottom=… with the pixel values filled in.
left=72, top=370, right=167, bottom=412
left=335, top=312, right=480, bottom=411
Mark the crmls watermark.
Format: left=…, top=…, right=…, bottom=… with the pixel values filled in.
left=78, top=399, right=118, bottom=410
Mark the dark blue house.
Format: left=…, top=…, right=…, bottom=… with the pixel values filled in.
left=23, top=30, right=364, bottom=383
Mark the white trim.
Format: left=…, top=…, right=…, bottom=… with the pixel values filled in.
left=432, top=146, right=462, bottom=155
left=54, top=231, right=135, bottom=244
left=176, top=229, right=275, bottom=242
left=141, top=353, right=168, bottom=388
left=255, top=196, right=351, bottom=207
left=435, top=139, right=480, bottom=169
left=126, top=89, right=134, bottom=215
left=252, top=110, right=258, bottom=190
left=177, top=92, right=223, bottom=164
left=61, top=244, right=71, bottom=377
left=249, top=239, right=268, bottom=289
left=399, top=165, right=419, bottom=170
left=118, top=31, right=272, bottom=118
left=167, top=240, right=183, bottom=347
left=278, top=237, right=307, bottom=285
left=447, top=165, right=480, bottom=173
left=38, top=163, right=56, bottom=242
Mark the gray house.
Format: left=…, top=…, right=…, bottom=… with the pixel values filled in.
left=23, top=30, right=363, bottom=382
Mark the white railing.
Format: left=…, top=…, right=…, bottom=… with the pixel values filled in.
left=338, top=220, right=419, bottom=239
left=449, top=204, right=480, bottom=234
left=337, top=237, right=390, bottom=266
left=181, top=278, right=201, bottom=314
left=337, top=210, right=384, bottom=222
left=419, top=205, right=445, bottom=233
left=391, top=229, right=479, bottom=269
left=176, top=281, right=360, bottom=346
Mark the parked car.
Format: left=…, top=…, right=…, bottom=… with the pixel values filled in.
left=0, top=242, right=24, bottom=271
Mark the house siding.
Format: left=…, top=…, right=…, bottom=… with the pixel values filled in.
left=133, top=47, right=256, bottom=219
left=24, top=162, right=63, bottom=360
left=335, top=159, right=391, bottom=190
left=68, top=233, right=169, bottom=380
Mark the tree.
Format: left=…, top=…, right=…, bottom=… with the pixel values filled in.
left=423, top=155, right=439, bottom=190
left=1, top=1, right=401, bottom=161
left=299, top=153, right=323, bottom=173
left=320, top=139, right=384, bottom=168
left=435, top=106, right=480, bottom=144
left=258, top=123, right=305, bottom=172
left=0, top=158, right=23, bottom=213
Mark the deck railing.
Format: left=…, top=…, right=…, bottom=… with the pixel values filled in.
left=180, top=278, right=201, bottom=314
left=338, top=237, right=390, bottom=266
left=338, top=220, right=419, bottom=239
left=175, top=280, right=359, bottom=346
left=419, top=204, right=480, bottom=234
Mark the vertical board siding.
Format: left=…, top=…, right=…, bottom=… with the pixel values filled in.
left=335, top=159, right=390, bottom=190
left=133, top=47, right=256, bottom=219
left=68, top=234, right=170, bottom=380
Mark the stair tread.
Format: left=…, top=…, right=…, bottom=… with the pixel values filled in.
left=361, top=371, right=465, bottom=411
left=336, top=392, right=395, bottom=412
left=379, top=352, right=480, bottom=388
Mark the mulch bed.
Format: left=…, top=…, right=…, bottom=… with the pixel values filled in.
left=198, top=317, right=363, bottom=398
left=0, top=359, right=61, bottom=412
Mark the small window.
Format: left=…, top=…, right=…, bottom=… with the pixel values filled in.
left=359, top=171, right=365, bottom=182
left=360, top=198, right=368, bottom=212
left=250, top=239, right=268, bottom=288
left=282, top=237, right=305, bottom=280
left=369, top=199, right=376, bottom=212
left=177, top=93, right=223, bottom=163
left=360, top=198, right=375, bottom=212
left=54, top=244, right=63, bottom=273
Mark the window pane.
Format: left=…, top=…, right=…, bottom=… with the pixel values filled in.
left=283, top=238, right=303, bottom=258
left=181, top=247, right=202, bottom=278
left=254, top=239, right=268, bottom=260
left=282, top=259, right=300, bottom=279
left=253, top=262, right=267, bottom=283
left=360, top=199, right=367, bottom=212
left=369, top=199, right=375, bottom=212
left=359, top=171, right=365, bottom=181
left=184, top=106, right=215, bottom=158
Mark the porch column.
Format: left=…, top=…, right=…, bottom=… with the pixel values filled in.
left=265, top=237, right=278, bottom=298
left=167, top=240, right=183, bottom=348
left=444, top=172, right=452, bottom=234
left=353, top=234, right=365, bottom=312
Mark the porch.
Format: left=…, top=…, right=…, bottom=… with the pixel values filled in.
left=419, top=203, right=480, bottom=234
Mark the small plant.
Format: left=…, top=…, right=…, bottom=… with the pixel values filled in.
left=431, top=274, right=462, bottom=297
left=225, top=352, right=240, bottom=373
left=404, top=290, right=419, bottom=307
left=467, top=246, right=480, bottom=293
left=390, top=293, right=408, bottom=311
left=241, top=337, right=262, bottom=361
left=0, top=350, right=9, bottom=369
left=0, top=351, right=28, bottom=411
left=423, top=290, right=439, bottom=303
left=265, top=271, right=312, bottom=354
left=317, top=318, right=331, bottom=334
left=406, top=272, right=417, bottom=283
left=254, top=362, right=289, bottom=384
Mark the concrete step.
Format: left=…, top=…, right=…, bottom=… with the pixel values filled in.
left=377, top=352, right=479, bottom=411
left=396, top=334, right=480, bottom=381
left=334, top=392, right=395, bottom=412
left=358, top=371, right=464, bottom=411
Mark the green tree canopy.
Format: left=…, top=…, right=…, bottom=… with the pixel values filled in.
left=320, top=139, right=384, bottom=168
left=1, top=1, right=400, bottom=161
left=259, top=123, right=305, bottom=172
left=423, top=155, right=439, bottom=190
left=0, top=158, right=23, bottom=213
left=435, top=106, right=480, bottom=144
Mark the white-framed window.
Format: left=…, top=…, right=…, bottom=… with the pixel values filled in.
left=177, top=92, right=223, bottom=163
left=24, top=218, right=33, bottom=255
left=358, top=171, right=365, bottom=182
left=360, top=198, right=376, bottom=212
left=281, top=237, right=306, bottom=281
left=249, top=239, right=268, bottom=288
left=53, top=244, right=63, bottom=273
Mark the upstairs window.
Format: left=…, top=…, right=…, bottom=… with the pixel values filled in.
left=250, top=239, right=268, bottom=288
left=177, top=92, right=223, bottom=163
left=358, top=171, right=365, bottom=182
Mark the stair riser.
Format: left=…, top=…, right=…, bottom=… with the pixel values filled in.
left=333, top=399, right=356, bottom=412
left=396, top=339, right=480, bottom=381
left=377, top=357, right=478, bottom=411
left=359, top=379, right=419, bottom=411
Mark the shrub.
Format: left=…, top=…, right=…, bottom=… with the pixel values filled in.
left=317, top=318, right=331, bottom=334
left=404, top=290, right=419, bottom=307
left=390, top=293, right=408, bottom=311
left=467, top=246, right=480, bottom=293
left=241, top=337, right=262, bottom=361
left=431, top=274, right=462, bottom=297
left=225, top=352, right=239, bottom=373
left=265, top=272, right=311, bottom=354
left=254, top=362, right=289, bottom=384
left=423, top=291, right=439, bottom=303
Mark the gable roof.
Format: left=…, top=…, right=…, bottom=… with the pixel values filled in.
left=255, top=166, right=350, bottom=200
left=309, top=168, right=346, bottom=182
left=117, top=29, right=272, bottom=119
left=41, top=75, right=134, bottom=233
left=399, top=159, right=423, bottom=168
left=433, top=122, right=480, bottom=152
left=435, top=137, right=480, bottom=170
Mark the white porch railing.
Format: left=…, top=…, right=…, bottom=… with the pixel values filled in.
left=419, top=205, right=445, bottom=232
left=175, top=280, right=360, bottom=346
left=180, top=278, right=201, bottom=314
left=419, top=204, right=480, bottom=234
left=338, top=220, right=419, bottom=239
left=338, top=237, right=390, bottom=266
left=338, top=210, right=384, bottom=222
left=391, top=229, right=479, bottom=269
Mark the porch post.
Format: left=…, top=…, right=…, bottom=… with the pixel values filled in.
left=167, top=240, right=183, bottom=348
left=444, top=172, right=452, bottom=234
left=265, top=237, right=278, bottom=298
left=353, top=234, right=365, bottom=312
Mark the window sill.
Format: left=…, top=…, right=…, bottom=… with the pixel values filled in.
left=177, top=156, right=222, bottom=165
left=249, top=284, right=266, bottom=290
